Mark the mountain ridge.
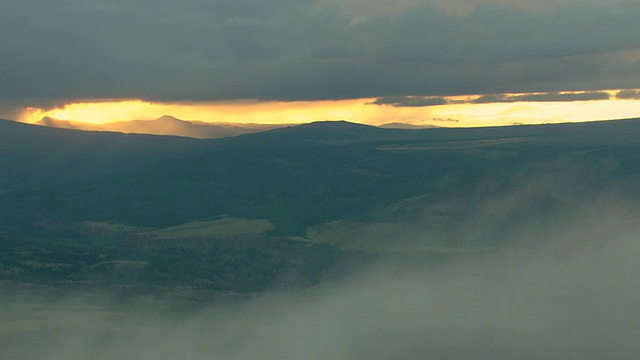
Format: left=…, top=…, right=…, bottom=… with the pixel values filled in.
left=34, top=116, right=286, bottom=139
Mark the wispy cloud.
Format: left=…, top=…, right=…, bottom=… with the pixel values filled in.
left=616, top=89, right=640, bottom=99
left=369, top=96, right=449, bottom=107
left=432, top=117, right=460, bottom=123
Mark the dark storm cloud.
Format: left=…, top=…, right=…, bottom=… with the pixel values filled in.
left=2, top=0, right=640, bottom=104
left=4, top=178, right=640, bottom=359
left=616, top=89, right=640, bottom=99
left=473, top=91, right=611, bottom=104
left=0, top=99, right=70, bottom=121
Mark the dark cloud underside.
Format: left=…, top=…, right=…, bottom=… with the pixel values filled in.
left=2, top=0, right=640, bottom=103
left=616, top=89, right=640, bottom=99
left=472, top=91, right=611, bottom=104
left=372, top=90, right=614, bottom=108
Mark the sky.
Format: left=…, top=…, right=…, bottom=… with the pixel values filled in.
left=2, top=0, right=640, bottom=127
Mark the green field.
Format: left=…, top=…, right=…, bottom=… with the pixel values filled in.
left=140, top=217, right=274, bottom=239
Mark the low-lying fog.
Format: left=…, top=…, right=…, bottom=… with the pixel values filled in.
left=2, top=178, right=640, bottom=359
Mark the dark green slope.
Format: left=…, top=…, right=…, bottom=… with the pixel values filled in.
left=0, top=120, right=491, bottom=233
left=0, top=119, right=210, bottom=190
left=18, top=143, right=493, bottom=234
left=4, top=118, right=640, bottom=290
left=6, top=117, right=640, bottom=236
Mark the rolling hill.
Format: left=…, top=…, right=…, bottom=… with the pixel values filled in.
left=3, top=117, right=640, bottom=291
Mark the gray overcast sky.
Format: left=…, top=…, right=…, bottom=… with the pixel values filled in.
left=2, top=0, right=640, bottom=105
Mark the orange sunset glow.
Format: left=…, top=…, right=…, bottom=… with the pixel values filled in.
left=19, top=92, right=640, bottom=128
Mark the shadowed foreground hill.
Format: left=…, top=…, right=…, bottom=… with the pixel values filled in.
left=3, top=117, right=640, bottom=291
left=0, top=120, right=503, bottom=233
left=5, top=117, right=640, bottom=233
left=0, top=119, right=210, bottom=190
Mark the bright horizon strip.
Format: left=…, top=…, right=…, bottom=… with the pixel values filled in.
left=18, top=93, right=640, bottom=128
left=21, top=99, right=382, bottom=125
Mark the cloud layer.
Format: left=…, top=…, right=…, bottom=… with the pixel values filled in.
left=3, top=0, right=640, bottom=104
left=372, top=90, right=616, bottom=108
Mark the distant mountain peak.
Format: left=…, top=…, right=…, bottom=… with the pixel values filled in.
left=155, top=115, right=184, bottom=123
left=37, top=117, right=78, bottom=128
left=297, top=120, right=377, bottom=130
